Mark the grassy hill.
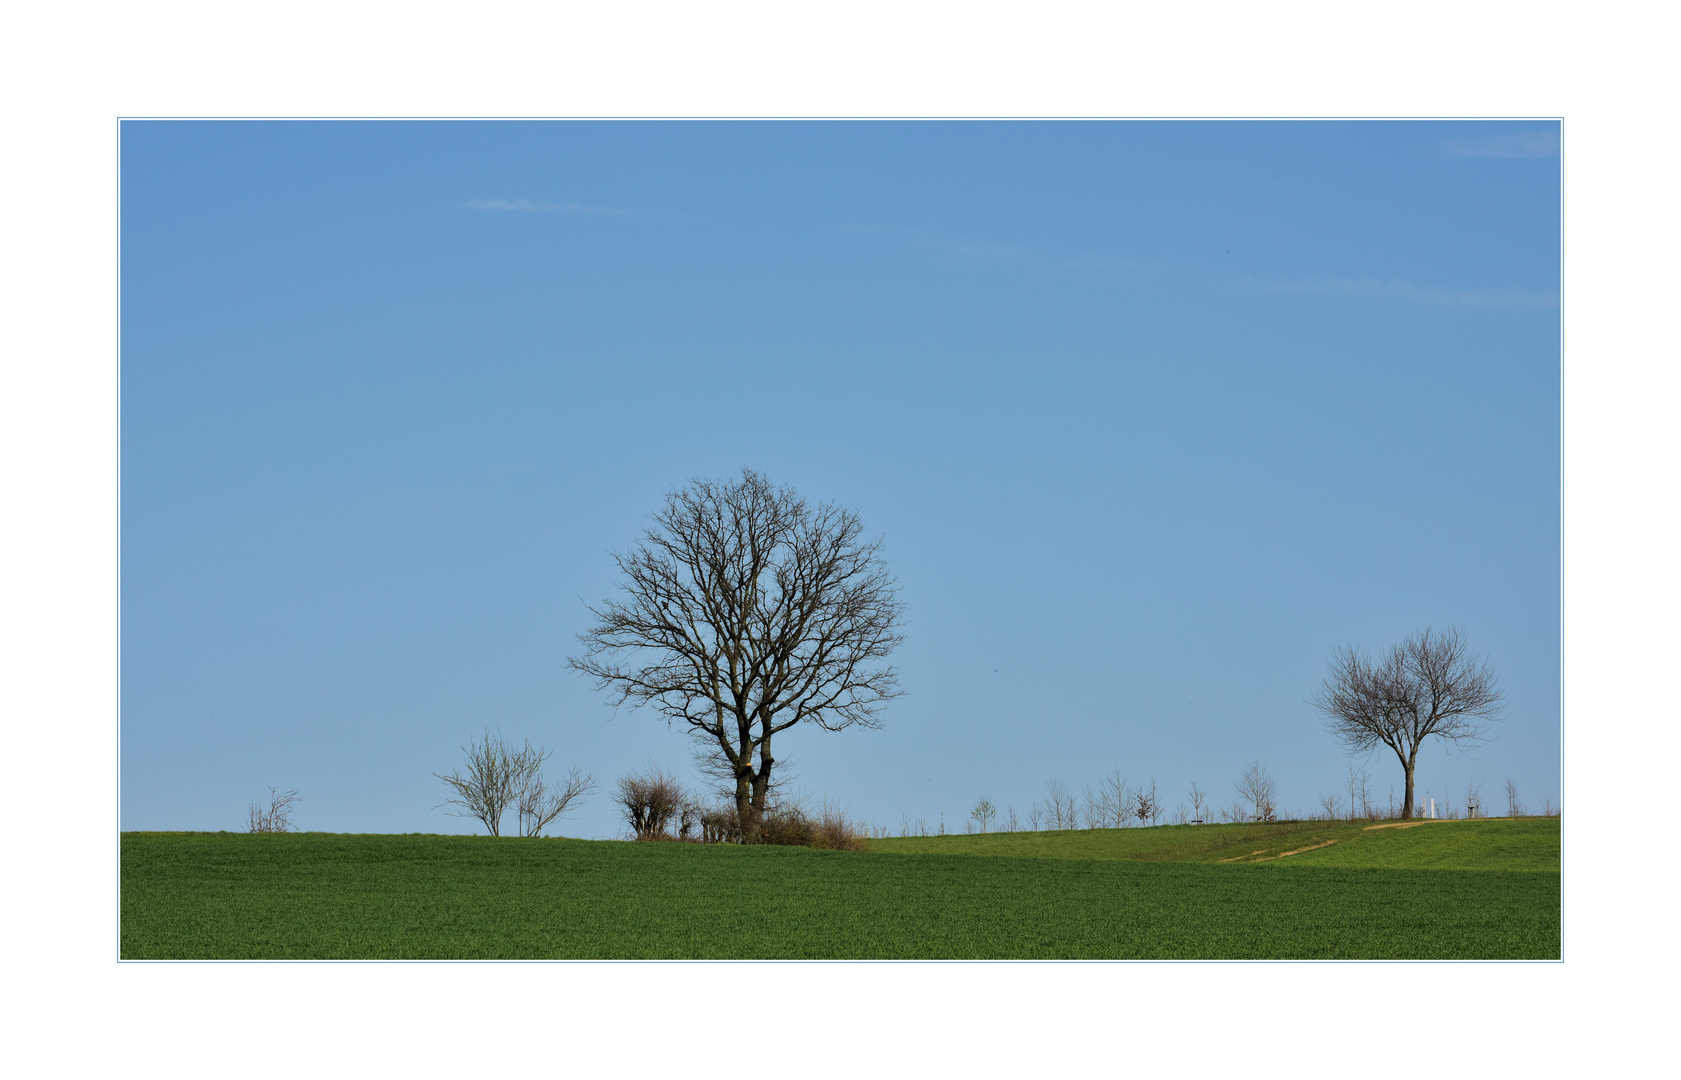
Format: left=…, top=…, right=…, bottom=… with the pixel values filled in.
left=120, top=818, right=1560, bottom=960
left=870, top=816, right=1561, bottom=872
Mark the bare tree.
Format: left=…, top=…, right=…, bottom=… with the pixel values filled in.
left=1006, top=806, right=1019, bottom=833
left=516, top=765, right=597, bottom=838
left=970, top=796, right=997, bottom=834
left=435, top=731, right=524, bottom=837
left=1311, top=626, right=1504, bottom=821
left=435, top=731, right=591, bottom=838
left=1318, top=793, right=1342, bottom=820
left=1505, top=779, right=1524, bottom=818
left=571, top=469, right=903, bottom=843
left=1081, top=785, right=1104, bottom=829
left=1187, top=780, right=1208, bottom=824
left=247, top=787, right=300, bottom=833
left=1235, top=761, right=1278, bottom=822
left=1346, top=764, right=1372, bottom=820
left=1040, top=779, right=1079, bottom=830
left=1131, top=778, right=1160, bottom=827
left=1097, top=770, right=1130, bottom=828
left=1463, top=778, right=1482, bottom=820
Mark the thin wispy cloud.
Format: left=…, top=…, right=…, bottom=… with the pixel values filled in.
left=1244, top=277, right=1558, bottom=309
left=1439, top=130, right=1560, bottom=159
left=461, top=198, right=629, bottom=215
left=1054, top=253, right=1146, bottom=273
left=946, top=240, right=1031, bottom=260
left=836, top=223, right=1151, bottom=277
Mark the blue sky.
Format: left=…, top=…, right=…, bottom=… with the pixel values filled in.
left=119, top=120, right=1560, bottom=837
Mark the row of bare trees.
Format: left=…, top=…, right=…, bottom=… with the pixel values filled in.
left=950, top=761, right=1561, bottom=834
left=946, top=767, right=1275, bottom=836
left=1312, top=774, right=1557, bottom=821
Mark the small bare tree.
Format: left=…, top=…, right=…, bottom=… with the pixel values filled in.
left=1318, top=793, right=1342, bottom=820
left=1235, top=761, right=1278, bottom=822
left=1505, top=779, right=1524, bottom=818
left=247, top=787, right=300, bottom=833
left=1082, top=785, right=1104, bottom=829
left=1311, top=626, right=1504, bottom=821
left=1464, top=779, right=1482, bottom=820
left=1041, top=779, right=1079, bottom=830
left=970, top=796, right=997, bottom=834
left=1131, top=778, right=1160, bottom=827
left=435, top=731, right=523, bottom=836
left=516, top=764, right=597, bottom=838
left=436, top=731, right=591, bottom=837
left=1187, top=780, right=1208, bottom=824
left=1006, top=806, right=1019, bottom=833
left=1097, top=770, right=1131, bottom=828
left=571, top=469, right=904, bottom=843
left=1346, top=764, right=1372, bottom=820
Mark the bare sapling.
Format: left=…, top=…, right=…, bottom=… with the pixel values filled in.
left=1006, top=806, right=1019, bottom=833
left=1346, top=764, right=1371, bottom=820
left=1318, top=793, right=1342, bottom=820
left=1505, top=779, right=1524, bottom=818
left=1130, top=778, right=1160, bottom=827
left=1235, top=762, right=1278, bottom=822
left=1099, top=770, right=1130, bottom=828
left=970, top=796, right=997, bottom=834
left=1464, top=779, right=1481, bottom=819
left=516, top=764, right=597, bottom=837
left=434, top=730, right=525, bottom=837
left=1187, top=780, right=1208, bottom=824
left=1042, top=779, right=1079, bottom=830
left=248, top=787, right=301, bottom=833
left=1082, top=785, right=1105, bottom=829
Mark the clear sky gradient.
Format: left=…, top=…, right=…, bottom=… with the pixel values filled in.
left=119, top=120, right=1560, bottom=838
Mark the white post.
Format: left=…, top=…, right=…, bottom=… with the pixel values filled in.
left=1429, top=797, right=1435, bottom=819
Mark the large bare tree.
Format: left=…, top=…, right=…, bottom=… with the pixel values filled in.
left=1310, top=626, right=1504, bottom=820
left=570, top=468, right=904, bottom=842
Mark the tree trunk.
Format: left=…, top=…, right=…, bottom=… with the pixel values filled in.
left=749, top=745, right=774, bottom=842
left=1402, top=758, right=1416, bottom=821
left=734, top=763, right=757, bottom=843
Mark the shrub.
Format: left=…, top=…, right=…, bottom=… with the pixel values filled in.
left=248, top=787, right=300, bottom=833
left=617, top=767, right=687, bottom=840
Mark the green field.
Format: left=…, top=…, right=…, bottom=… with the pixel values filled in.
left=120, top=818, right=1560, bottom=960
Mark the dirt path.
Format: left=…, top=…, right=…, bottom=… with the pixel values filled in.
left=1254, top=838, right=1338, bottom=861
left=1218, top=838, right=1340, bottom=863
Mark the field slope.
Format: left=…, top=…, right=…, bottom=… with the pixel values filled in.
left=122, top=819, right=1559, bottom=960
